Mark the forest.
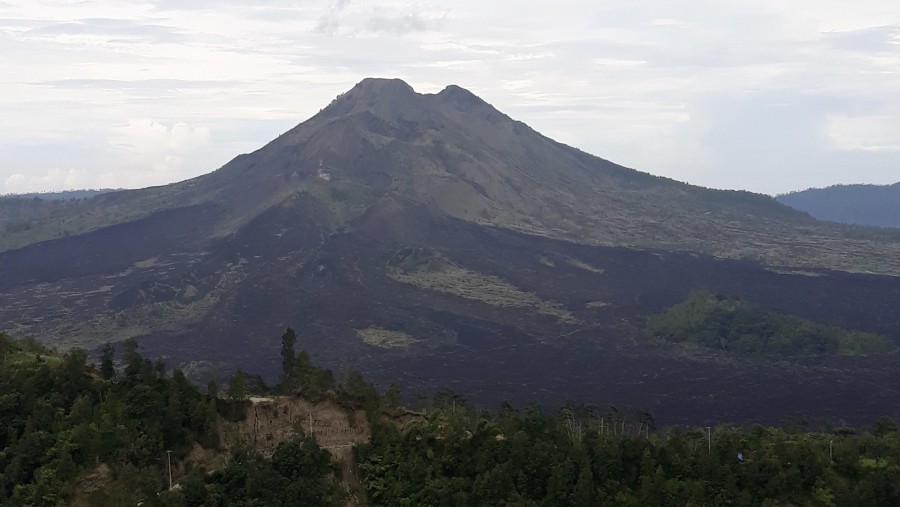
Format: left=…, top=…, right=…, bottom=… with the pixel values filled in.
left=0, top=332, right=347, bottom=506
left=1, top=331, right=900, bottom=506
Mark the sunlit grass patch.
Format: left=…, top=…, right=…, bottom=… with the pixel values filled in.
left=356, top=328, right=418, bottom=349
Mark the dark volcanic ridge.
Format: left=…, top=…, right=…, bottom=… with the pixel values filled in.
left=2, top=78, right=900, bottom=426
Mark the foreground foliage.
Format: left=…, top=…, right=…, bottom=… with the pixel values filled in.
left=357, top=401, right=900, bottom=506
left=646, top=290, right=893, bottom=356
left=161, top=437, right=342, bottom=507
left=0, top=333, right=343, bottom=506
left=3, top=331, right=900, bottom=506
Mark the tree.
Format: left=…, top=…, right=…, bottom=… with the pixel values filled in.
left=280, top=328, right=297, bottom=393
left=875, top=416, right=899, bottom=436
left=227, top=368, right=246, bottom=401
left=56, top=348, right=90, bottom=403
left=0, top=333, right=14, bottom=365
left=99, top=342, right=115, bottom=380
left=122, top=338, right=143, bottom=377
left=384, top=382, right=402, bottom=412
left=206, top=377, right=218, bottom=400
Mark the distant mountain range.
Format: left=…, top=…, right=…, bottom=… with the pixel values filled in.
left=2, top=78, right=899, bottom=426
left=778, top=183, right=900, bottom=228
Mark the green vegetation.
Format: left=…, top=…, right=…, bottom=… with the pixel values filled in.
left=356, top=327, right=418, bottom=349
left=178, top=438, right=342, bottom=507
left=357, top=400, right=900, bottom=506
left=387, top=248, right=577, bottom=323
left=4, top=329, right=900, bottom=506
left=277, top=328, right=338, bottom=402
left=647, top=291, right=894, bottom=357
left=0, top=332, right=344, bottom=506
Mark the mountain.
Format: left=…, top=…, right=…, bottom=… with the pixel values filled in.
left=2, top=78, right=900, bottom=426
left=778, top=183, right=900, bottom=228
left=4, top=79, right=900, bottom=272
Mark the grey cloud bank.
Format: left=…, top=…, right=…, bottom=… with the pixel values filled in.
left=1, top=0, right=899, bottom=195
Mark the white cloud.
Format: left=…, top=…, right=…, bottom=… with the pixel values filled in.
left=592, top=58, right=646, bottom=68
left=315, top=0, right=351, bottom=35
left=1, top=0, right=899, bottom=194
left=104, top=119, right=210, bottom=186
left=826, top=115, right=900, bottom=152
left=3, top=168, right=91, bottom=193
left=111, top=119, right=209, bottom=156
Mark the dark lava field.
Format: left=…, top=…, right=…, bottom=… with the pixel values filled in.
left=134, top=209, right=900, bottom=427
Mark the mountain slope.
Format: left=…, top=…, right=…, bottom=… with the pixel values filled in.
left=778, top=183, right=900, bottom=228
left=2, top=78, right=900, bottom=425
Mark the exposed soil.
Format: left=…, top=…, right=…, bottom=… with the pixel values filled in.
left=228, top=396, right=369, bottom=458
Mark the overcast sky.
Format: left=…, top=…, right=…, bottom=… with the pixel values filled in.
left=1, top=1, right=899, bottom=195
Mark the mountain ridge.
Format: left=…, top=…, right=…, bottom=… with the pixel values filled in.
left=4, top=78, right=899, bottom=274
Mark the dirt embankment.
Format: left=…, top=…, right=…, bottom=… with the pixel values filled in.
left=228, top=396, right=370, bottom=457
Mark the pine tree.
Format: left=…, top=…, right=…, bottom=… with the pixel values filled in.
left=280, top=328, right=297, bottom=393
left=227, top=368, right=246, bottom=401
left=99, top=342, right=115, bottom=380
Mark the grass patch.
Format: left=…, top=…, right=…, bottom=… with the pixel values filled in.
left=566, top=257, right=605, bottom=274
left=387, top=248, right=577, bottom=324
left=357, top=328, right=418, bottom=349
left=133, top=257, right=160, bottom=269
left=538, top=255, right=555, bottom=267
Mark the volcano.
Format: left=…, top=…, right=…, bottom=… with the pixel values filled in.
left=2, top=78, right=899, bottom=426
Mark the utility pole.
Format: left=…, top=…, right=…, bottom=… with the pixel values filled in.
left=308, top=410, right=314, bottom=439
left=707, top=427, right=712, bottom=456
left=166, top=450, right=173, bottom=490
left=830, top=440, right=834, bottom=462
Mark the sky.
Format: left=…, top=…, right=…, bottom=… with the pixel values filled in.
left=1, top=1, right=899, bottom=196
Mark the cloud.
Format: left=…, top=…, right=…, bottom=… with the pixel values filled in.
left=107, top=119, right=211, bottom=186
left=315, top=0, right=351, bottom=35
left=826, top=115, right=900, bottom=152
left=3, top=0, right=900, bottom=194
left=824, top=25, right=900, bottom=54
left=24, top=17, right=184, bottom=43
left=111, top=119, right=209, bottom=153
left=0, top=119, right=213, bottom=193
left=364, top=11, right=443, bottom=35
left=32, top=78, right=245, bottom=90
left=3, top=168, right=91, bottom=193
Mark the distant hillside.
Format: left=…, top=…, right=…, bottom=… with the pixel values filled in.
left=777, top=183, right=900, bottom=228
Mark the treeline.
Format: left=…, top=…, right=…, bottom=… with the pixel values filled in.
left=4, top=330, right=900, bottom=506
left=357, top=399, right=900, bottom=506
left=646, top=290, right=893, bottom=357
left=0, top=332, right=345, bottom=506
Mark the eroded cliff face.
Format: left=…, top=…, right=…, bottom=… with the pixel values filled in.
left=214, top=396, right=371, bottom=505
left=228, top=396, right=370, bottom=457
